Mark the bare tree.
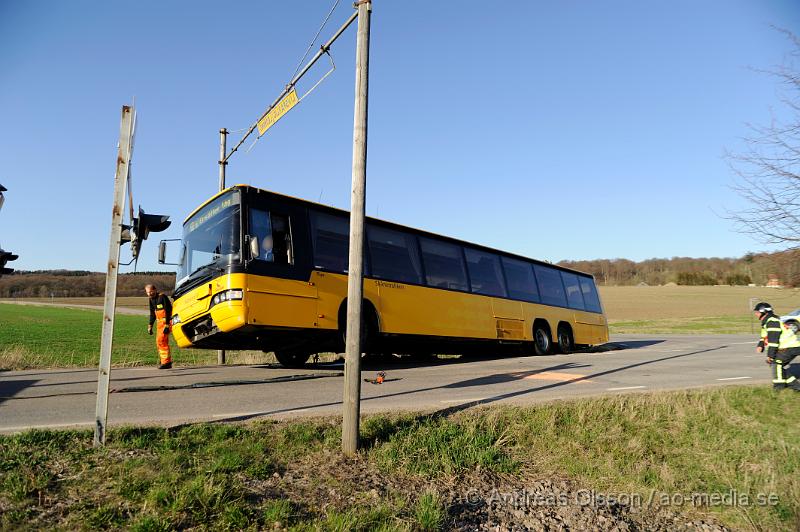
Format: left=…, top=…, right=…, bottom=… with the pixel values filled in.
left=728, top=30, right=800, bottom=246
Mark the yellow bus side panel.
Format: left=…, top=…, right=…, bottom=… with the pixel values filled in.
left=313, top=272, right=608, bottom=346
left=312, top=271, right=380, bottom=332
left=573, top=311, right=609, bottom=344
left=371, top=281, right=496, bottom=339
left=245, top=275, right=318, bottom=329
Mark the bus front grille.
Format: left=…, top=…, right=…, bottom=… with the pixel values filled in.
left=184, top=315, right=219, bottom=344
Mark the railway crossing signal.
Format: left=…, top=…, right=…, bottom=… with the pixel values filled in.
left=119, top=207, right=171, bottom=260
left=129, top=207, right=171, bottom=260
left=0, top=249, right=17, bottom=276
left=0, top=184, right=17, bottom=277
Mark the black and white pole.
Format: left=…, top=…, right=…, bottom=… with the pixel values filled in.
left=342, top=0, right=371, bottom=455
left=94, top=105, right=134, bottom=447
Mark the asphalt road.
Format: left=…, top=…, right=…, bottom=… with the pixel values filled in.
left=0, top=334, right=783, bottom=434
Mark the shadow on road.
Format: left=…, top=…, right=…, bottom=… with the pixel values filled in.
left=0, top=371, right=216, bottom=400
left=0, top=380, right=39, bottom=405
left=206, top=344, right=725, bottom=425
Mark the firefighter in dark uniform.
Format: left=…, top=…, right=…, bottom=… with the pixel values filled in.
left=145, top=284, right=173, bottom=369
left=753, top=302, right=800, bottom=391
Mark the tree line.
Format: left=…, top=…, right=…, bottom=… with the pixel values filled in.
left=0, top=271, right=177, bottom=298
left=0, top=249, right=798, bottom=296
left=558, top=249, right=800, bottom=287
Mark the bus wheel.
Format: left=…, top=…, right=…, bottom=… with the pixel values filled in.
left=273, top=351, right=310, bottom=369
left=533, top=324, right=551, bottom=355
left=339, top=306, right=378, bottom=354
left=787, top=320, right=799, bottom=334
left=556, top=325, right=574, bottom=354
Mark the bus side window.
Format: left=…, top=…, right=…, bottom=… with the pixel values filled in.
left=534, top=264, right=568, bottom=307
left=249, top=208, right=273, bottom=262
left=419, top=237, right=469, bottom=291
left=579, top=277, right=602, bottom=313
left=270, top=213, right=293, bottom=265
left=561, top=271, right=586, bottom=310
left=502, top=257, right=539, bottom=302
left=310, top=211, right=349, bottom=272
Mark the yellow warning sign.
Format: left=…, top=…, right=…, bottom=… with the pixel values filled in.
left=257, top=89, right=299, bottom=136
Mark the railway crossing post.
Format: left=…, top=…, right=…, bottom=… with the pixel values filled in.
left=94, top=105, right=135, bottom=447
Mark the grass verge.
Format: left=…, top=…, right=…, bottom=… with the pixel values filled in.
left=1, top=386, right=797, bottom=530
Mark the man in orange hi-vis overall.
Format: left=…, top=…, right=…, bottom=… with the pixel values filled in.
left=145, top=284, right=173, bottom=369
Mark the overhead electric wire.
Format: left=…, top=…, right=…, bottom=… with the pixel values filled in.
left=223, top=2, right=357, bottom=162
left=289, top=0, right=341, bottom=82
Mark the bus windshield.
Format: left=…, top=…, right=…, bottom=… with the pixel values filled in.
left=175, top=191, right=241, bottom=293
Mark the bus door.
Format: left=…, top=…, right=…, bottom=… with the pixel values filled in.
left=245, top=202, right=317, bottom=329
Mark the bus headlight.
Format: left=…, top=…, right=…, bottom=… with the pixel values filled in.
left=210, top=289, right=244, bottom=308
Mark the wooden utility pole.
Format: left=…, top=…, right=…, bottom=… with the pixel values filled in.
left=94, top=105, right=134, bottom=447
left=342, top=0, right=371, bottom=455
left=218, top=127, right=228, bottom=365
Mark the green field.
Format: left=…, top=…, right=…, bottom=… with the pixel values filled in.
left=1, top=387, right=797, bottom=530
left=0, top=303, right=273, bottom=370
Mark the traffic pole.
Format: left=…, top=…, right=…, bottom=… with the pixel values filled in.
left=218, top=127, right=228, bottom=365
left=342, top=0, right=371, bottom=455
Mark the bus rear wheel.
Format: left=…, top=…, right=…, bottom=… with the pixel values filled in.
left=556, top=325, right=574, bottom=354
left=273, top=350, right=310, bottom=369
left=533, top=325, right=551, bottom=355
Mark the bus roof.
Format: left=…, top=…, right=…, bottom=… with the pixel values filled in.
left=184, top=184, right=596, bottom=280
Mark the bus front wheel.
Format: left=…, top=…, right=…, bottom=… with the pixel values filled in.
left=533, top=325, right=551, bottom=355
left=273, top=350, right=310, bottom=369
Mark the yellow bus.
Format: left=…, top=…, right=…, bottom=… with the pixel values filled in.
left=166, top=185, right=608, bottom=367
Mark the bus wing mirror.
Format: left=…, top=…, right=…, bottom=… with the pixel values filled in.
left=156, top=238, right=183, bottom=266
left=249, top=235, right=260, bottom=260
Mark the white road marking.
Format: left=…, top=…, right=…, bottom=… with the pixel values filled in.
left=729, top=341, right=758, bottom=345
left=212, top=411, right=266, bottom=418
left=716, top=376, right=751, bottom=381
left=606, top=386, right=646, bottom=391
left=440, top=398, right=487, bottom=404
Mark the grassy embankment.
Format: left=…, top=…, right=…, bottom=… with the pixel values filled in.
left=0, top=387, right=797, bottom=530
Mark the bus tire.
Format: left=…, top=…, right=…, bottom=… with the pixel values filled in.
left=273, top=350, right=310, bottom=369
left=533, top=322, right=551, bottom=355
left=787, top=320, right=799, bottom=334
left=556, top=324, right=574, bottom=354
left=338, top=300, right=379, bottom=353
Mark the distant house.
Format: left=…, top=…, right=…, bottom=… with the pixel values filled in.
left=766, top=275, right=783, bottom=288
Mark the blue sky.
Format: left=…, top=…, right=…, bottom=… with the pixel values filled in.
left=1, top=0, right=799, bottom=273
